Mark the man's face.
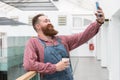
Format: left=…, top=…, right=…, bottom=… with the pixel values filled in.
left=38, top=16, right=58, bottom=36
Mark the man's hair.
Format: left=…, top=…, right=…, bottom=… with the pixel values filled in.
left=32, top=14, right=44, bottom=32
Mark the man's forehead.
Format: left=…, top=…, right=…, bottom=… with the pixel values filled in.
left=38, top=16, right=48, bottom=20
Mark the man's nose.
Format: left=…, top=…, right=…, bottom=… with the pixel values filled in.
left=47, top=21, right=51, bottom=24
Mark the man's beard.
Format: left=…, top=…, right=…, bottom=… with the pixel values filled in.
left=41, top=24, right=58, bottom=37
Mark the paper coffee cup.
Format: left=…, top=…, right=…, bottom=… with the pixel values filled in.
left=62, top=58, right=70, bottom=68
left=62, top=58, right=69, bottom=62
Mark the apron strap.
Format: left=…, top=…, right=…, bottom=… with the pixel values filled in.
left=36, top=38, right=46, bottom=79
left=57, top=38, right=73, bottom=72
left=38, top=38, right=46, bottom=48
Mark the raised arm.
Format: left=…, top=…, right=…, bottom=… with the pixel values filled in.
left=60, top=21, right=101, bottom=51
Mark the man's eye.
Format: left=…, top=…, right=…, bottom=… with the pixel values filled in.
left=48, top=20, right=50, bottom=22
left=44, top=20, right=50, bottom=23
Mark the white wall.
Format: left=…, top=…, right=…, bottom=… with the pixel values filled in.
left=96, top=28, right=101, bottom=60
left=100, top=0, right=120, bottom=19
left=0, top=25, right=37, bottom=37
left=96, top=8, right=120, bottom=80
left=100, top=21, right=109, bottom=67
left=108, top=9, right=120, bottom=80
left=70, top=38, right=96, bottom=57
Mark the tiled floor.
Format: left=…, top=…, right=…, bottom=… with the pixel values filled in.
left=71, top=57, right=109, bottom=80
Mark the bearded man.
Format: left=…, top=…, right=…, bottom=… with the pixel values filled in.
left=23, top=7, right=105, bottom=80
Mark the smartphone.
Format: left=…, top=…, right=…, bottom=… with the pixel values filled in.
left=96, top=2, right=102, bottom=17
left=96, top=1, right=99, bottom=10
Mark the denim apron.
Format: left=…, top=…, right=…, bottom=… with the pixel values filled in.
left=38, top=38, right=73, bottom=80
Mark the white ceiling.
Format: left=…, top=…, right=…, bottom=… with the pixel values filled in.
left=67, top=0, right=96, bottom=11
left=0, top=0, right=97, bottom=11
left=0, top=0, right=50, bottom=2
left=0, top=0, right=58, bottom=11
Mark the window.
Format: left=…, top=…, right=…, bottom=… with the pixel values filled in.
left=73, top=17, right=82, bottom=28
left=58, top=15, right=67, bottom=26
left=72, top=14, right=93, bottom=29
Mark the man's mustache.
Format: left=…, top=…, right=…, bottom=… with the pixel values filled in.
left=47, top=24, right=54, bottom=29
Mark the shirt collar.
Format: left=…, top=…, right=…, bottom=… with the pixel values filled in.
left=38, top=34, right=57, bottom=42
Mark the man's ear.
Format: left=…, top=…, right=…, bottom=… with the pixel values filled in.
left=36, top=24, right=40, bottom=30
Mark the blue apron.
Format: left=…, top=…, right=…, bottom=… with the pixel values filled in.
left=38, top=38, right=73, bottom=80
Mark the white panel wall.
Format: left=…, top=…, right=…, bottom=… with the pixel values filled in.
left=108, top=9, right=120, bottom=80
left=100, top=21, right=109, bottom=67
left=96, top=29, right=101, bottom=60
left=96, top=9, right=120, bottom=80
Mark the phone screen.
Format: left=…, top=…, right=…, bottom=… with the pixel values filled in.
left=96, top=2, right=99, bottom=10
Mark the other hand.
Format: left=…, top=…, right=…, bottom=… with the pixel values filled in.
left=55, top=60, right=69, bottom=71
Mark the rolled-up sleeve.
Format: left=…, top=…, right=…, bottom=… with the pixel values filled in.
left=23, top=39, right=56, bottom=74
